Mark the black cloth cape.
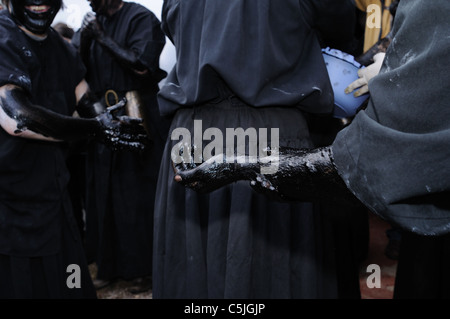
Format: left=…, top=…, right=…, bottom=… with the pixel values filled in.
left=154, top=0, right=362, bottom=299
left=72, top=2, right=170, bottom=280
left=333, top=0, right=450, bottom=236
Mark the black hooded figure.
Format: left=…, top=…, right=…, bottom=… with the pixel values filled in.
left=71, top=0, right=169, bottom=293
left=153, top=0, right=365, bottom=299
left=0, top=0, right=146, bottom=299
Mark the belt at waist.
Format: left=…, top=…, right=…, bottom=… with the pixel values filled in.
left=96, top=89, right=127, bottom=108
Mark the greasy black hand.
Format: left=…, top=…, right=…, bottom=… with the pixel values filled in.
left=242, top=148, right=312, bottom=202
left=173, top=153, right=257, bottom=193
left=172, top=146, right=299, bottom=199
left=173, top=146, right=362, bottom=206
left=248, top=147, right=362, bottom=206
left=249, top=173, right=291, bottom=202
left=95, top=98, right=148, bottom=151
left=78, top=13, right=160, bottom=77
left=81, top=12, right=103, bottom=39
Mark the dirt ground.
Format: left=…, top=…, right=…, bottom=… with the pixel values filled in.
left=89, top=263, right=153, bottom=299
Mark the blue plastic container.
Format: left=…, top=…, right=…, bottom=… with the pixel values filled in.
left=322, top=47, right=369, bottom=119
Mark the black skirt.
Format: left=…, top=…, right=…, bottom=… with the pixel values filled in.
left=153, top=96, right=356, bottom=298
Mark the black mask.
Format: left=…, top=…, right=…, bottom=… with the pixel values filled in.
left=10, top=0, right=62, bottom=35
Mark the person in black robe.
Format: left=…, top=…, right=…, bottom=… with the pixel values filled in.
left=154, top=0, right=363, bottom=299
left=0, top=0, right=146, bottom=299
left=71, top=0, right=169, bottom=293
left=175, top=0, right=450, bottom=299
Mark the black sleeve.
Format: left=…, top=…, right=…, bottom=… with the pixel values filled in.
left=0, top=28, right=34, bottom=94
left=332, top=0, right=450, bottom=236
left=70, top=29, right=81, bottom=49
left=161, top=0, right=179, bottom=43
left=126, top=8, right=166, bottom=72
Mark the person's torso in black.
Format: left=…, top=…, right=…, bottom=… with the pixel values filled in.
left=0, top=10, right=85, bottom=256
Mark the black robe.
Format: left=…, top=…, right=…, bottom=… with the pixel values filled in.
left=333, top=0, right=450, bottom=238
left=154, top=0, right=362, bottom=298
left=0, top=10, right=95, bottom=298
left=332, top=0, right=450, bottom=298
left=72, top=2, right=170, bottom=281
left=158, top=0, right=355, bottom=116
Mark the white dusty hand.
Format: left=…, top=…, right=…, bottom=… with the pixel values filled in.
left=345, top=52, right=386, bottom=97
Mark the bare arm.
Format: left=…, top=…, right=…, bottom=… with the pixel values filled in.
left=173, top=146, right=361, bottom=206
left=0, top=83, right=147, bottom=151
left=0, top=100, right=59, bottom=142
left=0, top=84, right=91, bottom=141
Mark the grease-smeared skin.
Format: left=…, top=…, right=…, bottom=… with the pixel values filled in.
left=80, top=14, right=146, bottom=74
left=175, top=146, right=361, bottom=206
left=173, top=153, right=261, bottom=194
left=250, top=147, right=360, bottom=205
left=0, top=87, right=147, bottom=151
left=79, top=3, right=166, bottom=81
left=77, top=91, right=106, bottom=118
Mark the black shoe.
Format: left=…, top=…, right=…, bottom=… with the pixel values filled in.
left=127, top=276, right=152, bottom=294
